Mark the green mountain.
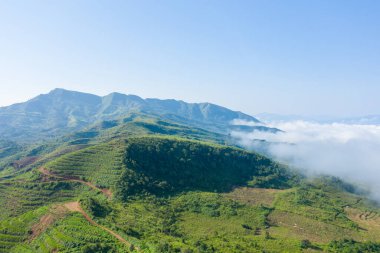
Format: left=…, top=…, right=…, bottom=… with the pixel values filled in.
left=0, top=89, right=262, bottom=142
left=0, top=91, right=379, bottom=253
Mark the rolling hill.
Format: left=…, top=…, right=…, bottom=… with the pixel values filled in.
left=0, top=91, right=379, bottom=252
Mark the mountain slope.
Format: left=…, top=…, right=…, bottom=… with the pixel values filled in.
left=1, top=91, right=380, bottom=252
left=0, top=89, right=260, bottom=141
left=0, top=133, right=379, bottom=252
left=45, top=136, right=297, bottom=200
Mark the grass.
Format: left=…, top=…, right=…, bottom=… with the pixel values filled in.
left=268, top=209, right=359, bottom=244
left=272, top=184, right=361, bottom=229
left=224, top=187, right=285, bottom=207
left=344, top=207, right=380, bottom=242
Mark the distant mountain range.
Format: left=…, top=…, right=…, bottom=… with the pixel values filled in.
left=0, top=88, right=265, bottom=141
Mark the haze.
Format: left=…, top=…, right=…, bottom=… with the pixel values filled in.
left=232, top=121, right=380, bottom=201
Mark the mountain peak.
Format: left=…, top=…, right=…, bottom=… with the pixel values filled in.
left=48, top=88, right=98, bottom=97
left=105, top=92, right=125, bottom=97
left=48, top=88, right=72, bottom=94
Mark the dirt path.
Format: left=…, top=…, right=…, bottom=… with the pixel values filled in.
left=37, top=168, right=139, bottom=250
left=38, top=167, right=112, bottom=198
left=30, top=205, right=69, bottom=241
left=64, top=201, right=137, bottom=250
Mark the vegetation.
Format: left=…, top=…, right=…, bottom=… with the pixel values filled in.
left=0, top=112, right=379, bottom=252
left=47, top=141, right=126, bottom=189
left=12, top=212, right=131, bottom=253
left=116, top=136, right=298, bottom=199
left=326, top=239, right=380, bottom=253
left=0, top=89, right=261, bottom=141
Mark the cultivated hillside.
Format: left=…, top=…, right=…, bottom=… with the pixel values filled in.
left=0, top=131, right=379, bottom=252
left=0, top=93, right=379, bottom=252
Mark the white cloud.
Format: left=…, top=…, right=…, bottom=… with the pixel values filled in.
left=230, top=119, right=265, bottom=127
left=231, top=121, right=380, bottom=201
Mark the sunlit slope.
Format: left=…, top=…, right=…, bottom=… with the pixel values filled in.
left=0, top=173, right=84, bottom=220
left=0, top=88, right=261, bottom=141
left=44, top=136, right=298, bottom=199
left=0, top=204, right=132, bottom=253
left=0, top=135, right=380, bottom=252
left=116, top=136, right=298, bottom=198
left=0, top=115, right=227, bottom=182
left=46, top=141, right=126, bottom=189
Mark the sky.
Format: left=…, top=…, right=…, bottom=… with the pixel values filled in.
left=0, top=0, right=379, bottom=117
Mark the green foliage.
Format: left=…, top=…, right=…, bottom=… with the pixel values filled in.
left=173, top=192, right=242, bottom=217
left=116, top=136, right=298, bottom=200
left=300, top=239, right=312, bottom=249
left=81, top=197, right=111, bottom=218
left=47, top=141, right=126, bottom=188
left=0, top=140, right=22, bottom=159
left=0, top=177, right=83, bottom=220
left=274, top=182, right=360, bottom=229
left=327, top=239, right=380, bottom=253
left=0, top=206, right=49, bottom=252
left=81, top=243, right=116, bottom=253
left=14, top=213, right=131, bottom=253
left=312, top=175, right=365, bottom=195
left=0, top=89, right=260, bottom=142
left=0, top=122, right=380, bottom=252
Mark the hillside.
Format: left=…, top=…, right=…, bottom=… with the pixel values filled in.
left=0, top=130, right=379, bottom=252
left=0, top=93, right=379, bottom=252
left=0, top=113, right=229, bottom=178
left=0, top=89, right=263, bottom=141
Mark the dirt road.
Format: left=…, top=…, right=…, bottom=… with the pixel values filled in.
left=39, top=167, right=112, bottom=198
left=64, top=201, right=136, bottom=249
left=37, top=168, right=139, bottom=250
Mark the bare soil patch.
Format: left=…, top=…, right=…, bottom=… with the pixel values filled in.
left=63, top=201, right=137, bottom=249
left=224, top=187, right=284, bottom=207
left=29, top=205, right=69, bottom=241
left=38, top=167, right=113, bottom=198
left=345, top=207, right=380, bottom=241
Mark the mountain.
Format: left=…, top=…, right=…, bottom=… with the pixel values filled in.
left=0, top=90, right=379, bottom=252
left=0, top=89, right=261, bottom=141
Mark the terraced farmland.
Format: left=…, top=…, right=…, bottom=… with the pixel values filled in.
left=0, top=178, right=83, bottom=220
left=46, top=141, right=126, bottom=189
left=1, top=134, right=380, bottom=252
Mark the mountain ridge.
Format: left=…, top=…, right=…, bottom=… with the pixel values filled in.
left=0, top=88, right=260, bottom=141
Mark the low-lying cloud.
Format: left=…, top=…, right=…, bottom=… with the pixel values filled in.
left=231, top=121, right=380, bottom=201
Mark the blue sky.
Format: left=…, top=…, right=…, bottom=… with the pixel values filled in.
left=0, top=0, right=379, bottom=117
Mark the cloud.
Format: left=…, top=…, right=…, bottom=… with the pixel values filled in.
left=230, top=119, right=265, bottom=127
left=231, top=120, right=380, bottom=201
